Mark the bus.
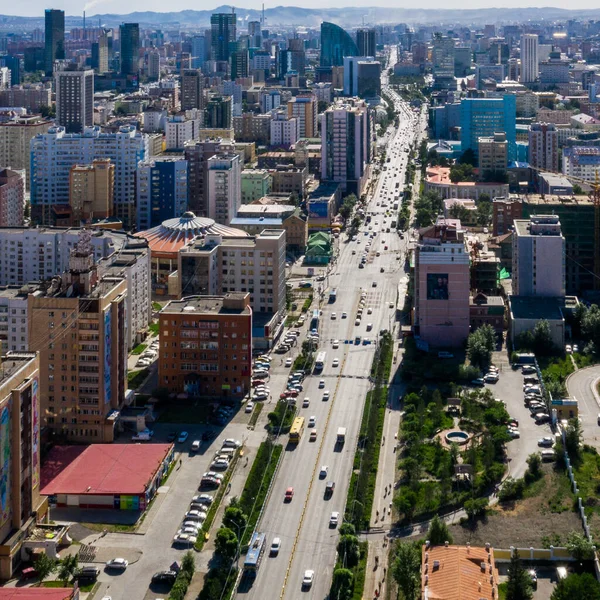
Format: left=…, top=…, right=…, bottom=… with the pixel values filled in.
left=244, top=532, right=267, bottom=576
left=310, top=309, right=320, bottom=332
left=315, top=352, right=326, bottom=372
left=289, top=417, right=305, bottom=443
left=329, top=289, right=337, bottom=303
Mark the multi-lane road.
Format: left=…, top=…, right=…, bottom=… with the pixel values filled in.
left=236, top=86, right=426, bottom=599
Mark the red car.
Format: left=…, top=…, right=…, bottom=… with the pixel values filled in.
left=284, top=487, right=294, bottom=502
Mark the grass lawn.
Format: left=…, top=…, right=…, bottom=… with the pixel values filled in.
left=157, top=402, right=213, bottom=424
left=572, top=447, right=600, bottom=539
left=149, top=322, right=159, bottom=335
left=248, top=402, right=263, bottom=428
left=131, top=343, right=147, bottom=355
left=152, top=302, right=163, bottom=312
left=127, top=369, right=149, bottom=390
left=498, top=582, right=507, bottom=600
left=42, top=581, right=95, bottom=592
left=81, top=522, right=137, bottom=533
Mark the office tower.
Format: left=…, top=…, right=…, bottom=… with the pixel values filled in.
left=191, top=35, right=206, bottom=68
left=120, top=23, right=140, bottom=77
left=69, top=159, right=114, bottom=225
left=454, top=46, right=472, bottom=77
left=91, top=30, right=109, bottom=73
left=211, top=12, right=236, bottom=62
left=205, top=95, right=232, bottom=129
left=513, top=215, right=565, bottom=297
left=521, top=33, right=539, bottom=83
left=44, top=9, right=64, bottom=75
left=279, top=48, right=305, bottom=79
left=0, top=116, right=51, bottom=190
left=432, top=34, right=455, bottom=90
left=287, top=95, right=318, bottom=138
left=29, top=234, right=128, bottom=442
left=0, top=56, right=21, bottom=86
left=0, top=351, right=45, bottom=582
left=460, top=96, right=516, bottom=162
left=159, top=293, right=252, bottom=398
left=343, top=56, right=381, bottom=98
left=356, top=28, right=376, bottom=57
left=231, top=50, right=249, bottom=80
left=320, top=98, right=372, bottom=194
left=30, top=125, right=149, bottom=227
left=207, top=153, right=241, bottom=225
left=0, top=169, right=25, bottom=226
left=55, top=68, right=94, bottom=133
left=181, top=69, right=205, bottom=110
left=528, top=122, right=558, bottom=172
left=248, top=20, right=262, bottom=47
left=137, top=157, right=188, bottom=231
left=478, top=132, right=508, bottom=179
left=320, top=22, right=359, bottom=67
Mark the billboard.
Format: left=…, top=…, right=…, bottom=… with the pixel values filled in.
left=104, top=308, right=112, bottom=404
left=0, top=405, right=10, bottom=529
left=308, top=200, right=330, bottom=219
left=32, top=378, right=39, bottom=490
left=427, top=273, right=449, bottom=300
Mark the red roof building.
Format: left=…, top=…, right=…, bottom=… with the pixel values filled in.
left=40, top=444, right=174, bottom=511
left=0, top=590, right=78, bottom=600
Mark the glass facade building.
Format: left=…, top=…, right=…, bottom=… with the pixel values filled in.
left=320, top=22, right=358, bottom=67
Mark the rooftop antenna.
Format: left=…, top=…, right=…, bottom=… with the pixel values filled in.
left=83, top=10, right=86, bottom=29
left=261, top=3, right=265, bottom=26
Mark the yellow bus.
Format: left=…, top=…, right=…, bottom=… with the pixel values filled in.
left=289, top=416, right=305, bottom=443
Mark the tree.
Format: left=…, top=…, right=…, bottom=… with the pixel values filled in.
left=392, top=541, right=421, bottom=600
left=566, top=531, right=595, bottom=561
left=580, top=304, right=600, bottom=350
left=505, top=549, right=533, bottom=600
left=40, top=104, right=55, bottom=119
left=467, top=324, right=496, bottom=368
left=223, top=506, right=247, bottom=534
left=339, top=522, right=356, bottom=536
left=214, top=527, right=239, bottom=563
left=449, top=202, right=471, bottom=222
left=525, top=452, right=542, bottom=482
left=33, top=552, right=57, bottom=582
left=476, top=200, right=492, bottom=226
left=427, top=515, right=453, bottom=546
left=458, top=148, right=477, bottom=166
left=464, top=497, right=488, bottom=521
left=395, top=488, right=418, bottom=519
left=565, top=417, right=583, bottom=460
left=572, top=184, right=585, bottom=196
left=552, top=573, right=600, bottom=600
left=337, top=534, right=360, bottom=568
left=532, top=319, right=555, bottom=355
left=330, top=568, right=354, bottom=600
left=181, top=550, right=195, bottom=576
left=449, top=163, right=474, bottom=183
left=57, top=554, right=78, bottom=583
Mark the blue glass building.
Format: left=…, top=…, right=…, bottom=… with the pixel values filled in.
left=320, top=22, right=358, bottom=67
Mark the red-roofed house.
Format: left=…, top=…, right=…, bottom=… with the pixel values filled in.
left=0, top=589, right=78, bottom=600
left=40, top=444, right=174, bottom=510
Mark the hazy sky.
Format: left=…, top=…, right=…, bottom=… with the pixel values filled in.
left=12, top=0, right=597, bottom=18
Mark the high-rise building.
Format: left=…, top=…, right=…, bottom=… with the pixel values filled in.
left=0, top=351, right=47, bottom=582
left=165, top=111, right=202, bottom=150
left=158, top=293, right=252, bottom=398
left=233, top=113, right=272, bottom=145
left=191, top=35, right=206, bottom=68
left=120, top=23, right=140, bottom=78
left=207, top=153, right=241, bottom=225
left=0, top=169, right=25, bottom=227
left=30, top=125, right=149, bottom=227
left=69, top=159, right=114, bottom=225
left=343, top=56, right=380, bottom=98
left=137, top=157, right=188, bottom=231
left=356, top=28, right=376, bottom=57
left=248, top=20, right=262, bottom=47
left=231, top=49, right=249, bottom=80
left=260, top=89, right=281, bottom=113
left=92, top=30, right=109, bottom=73
left=478, top=132, right=508, bottom=179
left=520, top=33, right=539, bottom=84
left=181, top=69, right=205, bottom=110
left=320, top=22, right=359, bottom=67
left=432, top=34, right=455, bottom=90
left=44, top=9, right=64, bottom=75
left=205, top=95, right=232, bottom=129
left=513, top=215, right=565, bottom=297
left=29, top=233, right=128, bottom=442
left=55, top=67, right=94, bottom=133
left=0, top=56, right=21, bottom=86
left=147, top=49, right=160, bottom=80
left=270, top=110, right=299, bottom=147
left=529, top=122, right=558, bottom=172
left=210, top=12, right=236, bottom=62
left=320, top=98, right=372, bottom=194
left=460, top=96, right=517, bottom=162
left=287, top=94, right=318, bottom=138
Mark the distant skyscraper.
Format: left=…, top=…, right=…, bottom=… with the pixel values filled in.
left=356, top=29, right=376, bottom=57
left=210, top=12, right=236, bottom=62
left=248, top=21, right=261, bottom=47
left=231, top=50, right=249, bottom=80
left=44, top=9, right=64, bottom=76
left=529, top=122, right=558, bottom=172
left=320, top=22, right=359, bottom=67
left=91, top=30, right=109, bottom=73
left=521, top=33, right=539, bottom=84
left=120, top=23, right=140, bottom=77
left=191, top=35, right=206, bottom=68
left=205, top=95, right=232, bottom=129
left=432, top=35, right=455, bottom=90
left=55, top=68, right=94, bottom=133
left=181, top=69, right=205, bottom=110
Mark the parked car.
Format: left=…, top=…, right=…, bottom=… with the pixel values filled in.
left=177, top=432, right=189, bottom=443
left=105, top=558, right=128, bottom=571
left=173, top=533, right=197, bottom=545
left=151, top=570, right=178, bottom=585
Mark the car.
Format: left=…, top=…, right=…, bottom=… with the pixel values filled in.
left=534, top=413, right=550, bottom=423
left=285, top=357, right=293, bottom=367
left=508, top=429, right=520, bottom=438
left=181, top=520, right=202, bottom=531
left=573, top=344, right=579, bottom=353
left=320, top=465, right=328, bottom=478
left=167, top=431, right=177, bottom=443
left=211, top=459, right=230, bottom=470
left=192, top=494, right=213, bottom=505
left=105, top=558, right=128, bottom=571
left=358, top=262, right=365, bottom=269
left=565, top=344, right=572, bottom=354
left=471, top=378, right=485, bottom=387
left=331, top=312, right=336, bottom=320
left=366, top=323, right=373, bottom=331
left=222, top=438, right=241, bottom=448
left=484, top=373, right=499, bottom=383
left=152, top=570, right=178, bottom=585
left=367, top=307, right=373, bottom=314
left=302, top=397, right=310, bottom=407
left=203, top=471, right=225, bottom=481
left=522, top=365, right=536, bottom=374
left=302, top=570, right=315, bottom=589
left=173, top=533, right=197, bottom=545
left=538, top=437, right=554, bottom=447
left=341, top=311, right=348, bottom=319
left=372, top=281, right=377, bottom=287
left=309, top=430, right=317, bottom=441
left=179, top=524, right=201, bottom=535
left=333, top=339, right=340, bottom=348
left=245, top=402, right=255, bottom=414
left=184, top=510, right=207, bottom=521
left=332, top=358, right=340, bottom=367
left=322, top=391, right=330, bottom=401
left=325, top=481, right=335, bottom=496
left=73, top=566, right=100, bottom=581
left=352, top=249, right=356, bottom=255
left=330, top=511, right=340, bottom=527
left=191, top=440, right=201, bottom=452
left=284, top=487, right=294, bottom=502
left=528, top=569, right=538, bottom=590
left=319, top=379, right=325, bottom=388
left=308, top=416, right=316, bottom=427
left=270, top=537, right=282, bottom=556
left=176, top=431, right=189, bottom=444
left=200, top=477, right=221, bottom=488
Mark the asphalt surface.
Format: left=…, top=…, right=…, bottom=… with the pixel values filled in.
left=566, top=365, right=600, bottom=450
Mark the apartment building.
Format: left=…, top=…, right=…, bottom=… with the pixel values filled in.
left=562, top=146, right=600, bottom=180
left=165, top=110, right=202, bottom=150
left=207, top=153, right=241, bottom=226
left=158, top=293, right=252, bottom=399
left=30, top=125, right=149, bottom=228
left=0, top=169, right=25, bottom=227
left=0, top=351, right=48, bottom=581
left=0, top=84, right=52, bottom=113
left=528, top=122, right=558, bottom=172
left=69, top=159, right=114, bottom=225
left=287, top=94, right=318, bottom=138
left=478, top=132, right=508, bottom=179
left=233, top=113, right=272, bottom=145
left=55, top=68, right=94, bottom=133
left=241, top=169, right=272, bottom=204
left=270, top=110, right=299, bottom=147
left=28, top=232, right=127, bottom=442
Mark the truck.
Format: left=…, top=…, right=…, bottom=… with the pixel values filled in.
left=336, top=427, right=346, bottom=444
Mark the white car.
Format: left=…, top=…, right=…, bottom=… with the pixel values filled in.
left=332, top=358, right=340, bottom=367
left=331, top=312, right=336, bottom=320
left=245, top=402, right=254, bottom=413
left=367, top=307, right=373, bottom=314
left=322, top=390, right=330, bottom=400
left=173, top=533, right=197, bottom=545
left=222, top=438, right=241, bottom=448
left=308, top=416, right=316, bottom=427
left=185, top=510, right=207, bottom=521
left=285, top=357, right=293, bottom=367
left=302, top=570, right=315, bottom=589
left=270, top=537, right=281, bottom=556
left=302, top=397, right=310, bottom=407
left=319, top=379, right=325, bottom=388
left=320, top=465, right=328, bottom=478
left=330, top=511, right=340, bottom=527
left=191, top=494, right=213, bottom=505
left=191, top=440, right=201, bottom=452
left=105, top=558, right=128, bottom=571
left=333, top=340, right=340, bottom=348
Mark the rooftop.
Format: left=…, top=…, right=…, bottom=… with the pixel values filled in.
left=41, top=444, right=173, bottom=496
left=0, top=590, right=76, bottom=600
left=521, top=193, right=594, bottom=205
left=162, top=293, right=251, bottom=315
left=0, top=352, right=38, bottom=387
left=426, top=166, right=506, bottom=187
left=509, top=295, right=566, bottom=321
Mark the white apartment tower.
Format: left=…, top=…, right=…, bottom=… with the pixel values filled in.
left=528, top=122, right=558, bottom=172
left=521, top=34, right=539, bottom=84
left=207, top=153, right=241, bottom=226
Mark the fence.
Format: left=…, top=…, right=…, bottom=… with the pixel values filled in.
left=495, top=546, right=576, bottom=562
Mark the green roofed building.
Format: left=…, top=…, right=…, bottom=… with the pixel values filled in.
left=305, top=231, right=332, bottom=264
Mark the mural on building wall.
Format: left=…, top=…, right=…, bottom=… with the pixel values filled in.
left=32, top=379, right=40, bottom=490
left=427, top=273, right=449, bottom=300
left=0, top=404, right=10, bottom=529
